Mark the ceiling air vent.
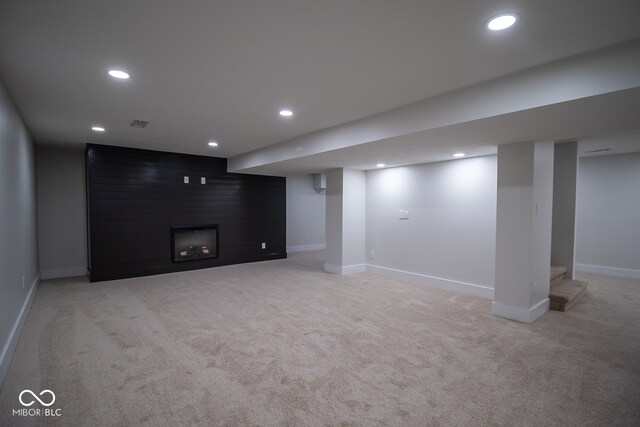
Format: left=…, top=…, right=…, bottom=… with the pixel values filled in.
left=584, top=148, right=612, bottom=154
left=130, top=120, right=149, bottom=128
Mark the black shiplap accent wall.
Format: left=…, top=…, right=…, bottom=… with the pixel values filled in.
left=86, top=144, right=286, bottom=282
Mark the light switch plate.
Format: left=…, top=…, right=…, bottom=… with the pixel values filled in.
left=201, top=177, right=206, bottom=184
left=183, top=176, right=189, bottom=184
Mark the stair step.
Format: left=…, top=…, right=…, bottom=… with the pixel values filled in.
left=550, top=265, right=567, bottom=282
left=549, top=279, right=587, bottom=312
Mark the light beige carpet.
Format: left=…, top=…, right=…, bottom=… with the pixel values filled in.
left=1, top=251, right=639, bottom=426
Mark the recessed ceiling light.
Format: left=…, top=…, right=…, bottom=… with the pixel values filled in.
left=453, top=153, right=465, bottom=158
left=279, top=110, right=293, bottom=117
left=108, top=69, right=130, bottom=79
left=486, top=13, right=518, bottom=31
left=208, top=141, right=218, bottom=147
left=376, top=163, right=386, bottom=168
left=91, top=126, right=105, bottom=132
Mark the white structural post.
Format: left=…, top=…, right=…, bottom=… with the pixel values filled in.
left=492, top=141, right=555, bottom=323
left=324, top=168, right=366, bottom=275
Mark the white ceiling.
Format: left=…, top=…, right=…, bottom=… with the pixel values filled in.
left=238, top=87, right=640, bottom=175
left=1, top=0, right=640, bottom=171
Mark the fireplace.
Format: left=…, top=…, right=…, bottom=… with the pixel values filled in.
left=171, top=225, right=218, bottom=262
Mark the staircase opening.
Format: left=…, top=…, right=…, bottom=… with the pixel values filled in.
left=549, top=265, right=587, bottom=311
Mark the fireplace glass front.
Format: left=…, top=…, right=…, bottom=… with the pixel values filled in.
left=171, top=225, right=218, bottom=262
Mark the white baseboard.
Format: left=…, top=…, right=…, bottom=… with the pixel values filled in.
left=529, top=298, right=550, bottom=322
left=40, top=266, right=87, bottom=280
left=324, top=263, right=366, bottom=275
left=0, top=274, right=39, bottom=387
left=286, top=243, right=326, bottom=253
left=491, top=298, right=549, bottom=323
left=366, top=264, right=494, bottom=299
left=575, top=263, right=640, bottom=280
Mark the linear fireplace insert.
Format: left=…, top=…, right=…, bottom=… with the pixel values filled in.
left=171, top=225, right=219, bottom=262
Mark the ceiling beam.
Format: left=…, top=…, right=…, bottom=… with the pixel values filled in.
left=228, top=39, right=640, bottom=173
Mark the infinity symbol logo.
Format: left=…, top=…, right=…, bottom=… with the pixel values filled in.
left=19, top=390, right=56, bottom=407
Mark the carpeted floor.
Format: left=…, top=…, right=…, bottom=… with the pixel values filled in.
left=1, top=251, right=639, bottom=426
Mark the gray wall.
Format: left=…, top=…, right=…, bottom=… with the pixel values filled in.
left=366, top=156, right=497, bottom=295
left=324, top=169, right=343, bottom=269
left=286, top=175, right=326, bottom=252
left=576, top=152, right=640, bottom=278
left=36, top=146, right=87, bottom=279
left=0, top=79, right=39, bottom=383
left=551, top=142, right=578, bottom=278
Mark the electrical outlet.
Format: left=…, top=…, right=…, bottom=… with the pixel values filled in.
left=183, top=176, right=189, bottom=184
left=201, top=177, right=206, bottom=184
left=305, top=235, right=309, bottom=242
left=370, top=250, right=375, bottom=259
left=261, top=243, right=266, bottom=249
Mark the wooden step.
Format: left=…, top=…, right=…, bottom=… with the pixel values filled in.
left=550, top=265, right=567, bottom=282
left=549, top=279, right=587, bottom=312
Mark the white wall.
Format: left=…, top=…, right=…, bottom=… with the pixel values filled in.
left=0, top=80, right=39, bottom=384
left=366, top=156, right=497, bottom=297
left=286, top=175, right=325, bottom=252
left=576, top=152, right=640, bottom=278
left=36, top=146, right=87, bottom=279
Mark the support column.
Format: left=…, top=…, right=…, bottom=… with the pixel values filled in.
left=324, top=168, right=366, bottom=275
left=492, top=141, right=554, bottom=323
left=551, top=142, right=578, bottom=278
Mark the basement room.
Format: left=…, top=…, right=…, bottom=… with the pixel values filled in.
left=1, top=1, right=639, bottom=425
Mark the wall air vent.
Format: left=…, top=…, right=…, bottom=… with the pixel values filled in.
left=584, top=148, right=612, bottom=154
left=130, top=120, right=149, bottom=128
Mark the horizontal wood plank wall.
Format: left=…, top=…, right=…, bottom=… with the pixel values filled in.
left=86, top=144, right=286, bottom=282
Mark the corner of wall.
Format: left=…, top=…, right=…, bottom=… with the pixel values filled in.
left=490, top=298, right=549, bottom=324
left=287, top=244, right=326, bottom=253
left=366, top=264, right=494, bottom=299
left=0, top=274, right=39, bottom=387
left=324, top=263, right=366, bottom=275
